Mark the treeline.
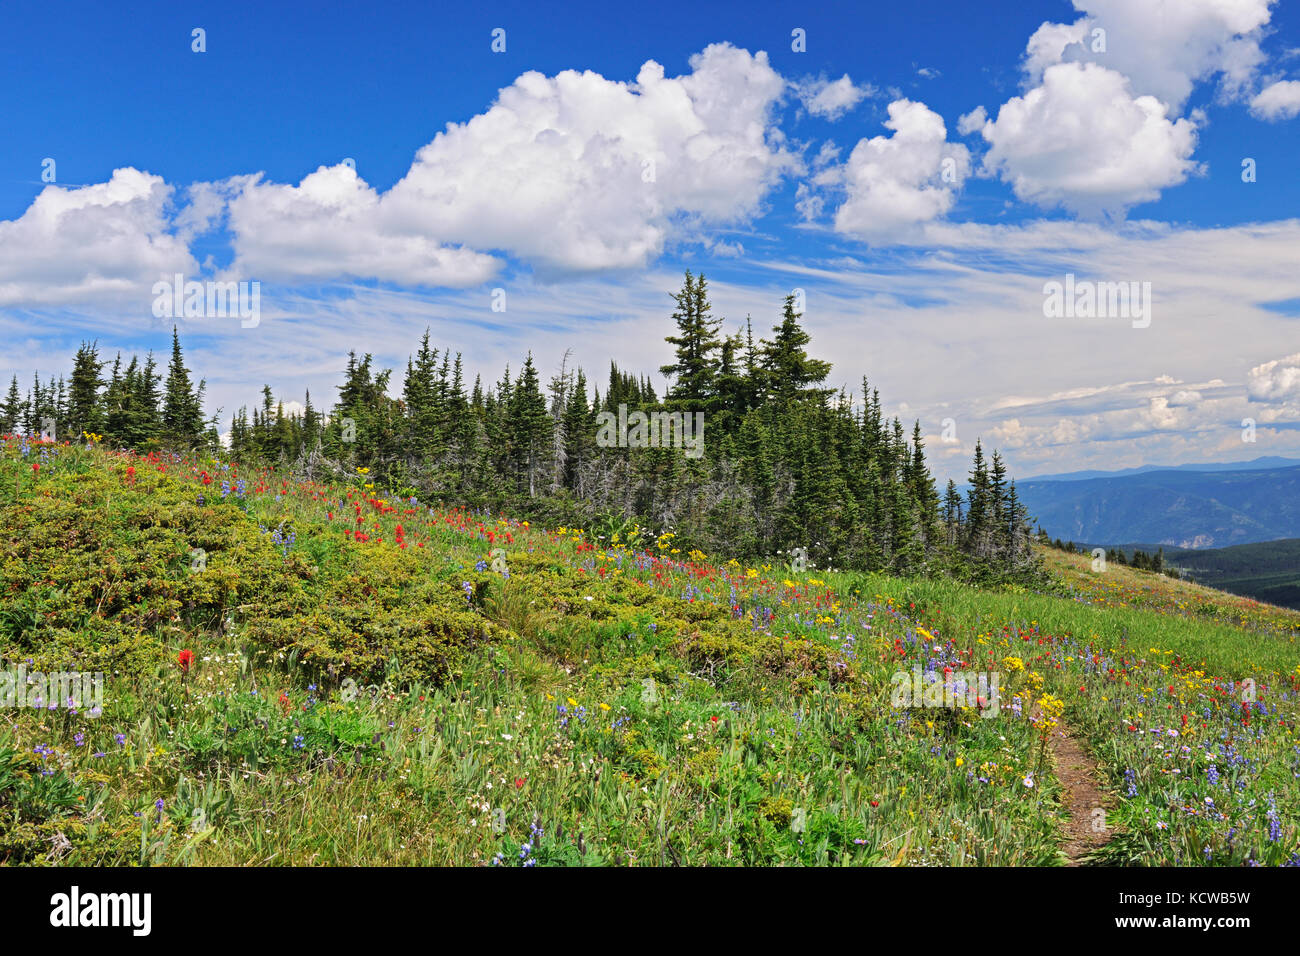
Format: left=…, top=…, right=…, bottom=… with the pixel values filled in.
left=3, top=330, right=214, bottom=449
left=5, top=271, right=1039, bottom=582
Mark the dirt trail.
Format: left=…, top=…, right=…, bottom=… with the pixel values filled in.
left=1046, top=726, right=1113, bottom=865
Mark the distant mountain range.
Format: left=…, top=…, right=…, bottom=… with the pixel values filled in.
left=1016, top=461, right=1300, bottom=550
left=1022, top=456, right=1300, bottom=482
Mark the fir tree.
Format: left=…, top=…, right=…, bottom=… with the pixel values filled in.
left=510, top=354, right=551, bottom=497
left=660, top=270, right=722, bottom=412
left=66, top=342, right=105, bottom=439
left=563, top=368, right=594, bottom=493
left=760, top=293, right=832, bottom=406
left=162, top=329, right=204, bottom=449
left=1, top=376, right=23, bottom=434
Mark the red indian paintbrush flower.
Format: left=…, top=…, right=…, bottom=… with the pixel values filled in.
left=178, top=649, right=194, bottom=673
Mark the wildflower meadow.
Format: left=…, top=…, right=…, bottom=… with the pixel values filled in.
left=2, top=436, right=1295, bottom=867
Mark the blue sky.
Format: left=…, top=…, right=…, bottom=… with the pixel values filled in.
left=3, top=0, right=1300, bottom=482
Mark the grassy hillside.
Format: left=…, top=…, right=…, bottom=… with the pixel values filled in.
left=1066, top=539, right=1300, bottom=611
left=1165, top=539, right=1300, bottom=610
left=2, top=436, right=1298, bottom=866
left=1017, top=465, right=1300, bottom=548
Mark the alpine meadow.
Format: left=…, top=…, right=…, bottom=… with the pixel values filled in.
left=2, top=0, right=1300, bottom=926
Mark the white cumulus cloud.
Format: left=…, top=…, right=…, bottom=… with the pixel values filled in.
left=824, top=99, right=971, bottom=243
left=224, top=165, right=499, bottom=287
left=1022, top=0, right=1277, bottom=113
left=208, top=44, right=798, bottom=282
left=977, top=63, right=1200, bottom=217
left=793, top=74, right=872, bottom=119
left=379, top=43, right=796, bottom=275
left=963, top=0, right=1277, bottom=219
left=1247, top=352, right=1300, bottom=401
left=1250, top=79, right=1300, bottom=120
left=0, top=168, right=195, bottom=307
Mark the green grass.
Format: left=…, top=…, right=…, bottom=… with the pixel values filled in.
left=838, top=558, right=1300, bottom=679
left=2, top=437, right=1297, bottom=866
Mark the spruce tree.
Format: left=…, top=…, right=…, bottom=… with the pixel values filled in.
left=66, top=342, right=105, bottom=439
left=988, top=451, right=1009, bottom=554
left=1, top=376, right=23, bottom=434
left=25, top=374, right=44, bottom=436
left=563, top=368, right=594, bottom=493
left=302, top=390, right=320, bottom=454
left=660, top=270, right=722, bottom=412
left=136, top=353, right=164, bottom=446
left=162, top=329, right=204, bottom=449
left=714, top=331, right=749, bottom=435
left=943, top=480, right=963, bottom=548
left=965, top=440, right=991, bottom=559
left=403, top=331, right=441, bottom=460
left=510, top=354, right=551, bottom=497
left=761, top=293, right=832, bottom=406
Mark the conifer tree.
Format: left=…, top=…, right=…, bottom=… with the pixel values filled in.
left=510, top=354, right=551, bottom=497
left=661, top=270, right=722, bottom=412
left=162, top=329, right=204, bottom=449
left=137, top=353, right=164, bottom=444
left=761, top=293, right=832, bottom=406
left=302, top=390, right=320, bottom=453
left=943, top=480, right=963, bottom=548
left=714, top=331, right=749, bottom=435
left=66, top=342, right=105, bottom=439
left=563, top=368, right=594, bottom=494
left=101, top=356, right=124, bottom=442
left=403, top=331, right=441, bottom=460
left=908, top=421, right=941, bottom=545
left=25, top=374, right=44, bottom=436
left=17, top=276, right=1041, bottom=585
left=988, top=451, right=1009, bottom=552
left=1, top=376, right=23, bottom=434
left=965, top=440, right=991, bottom=558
